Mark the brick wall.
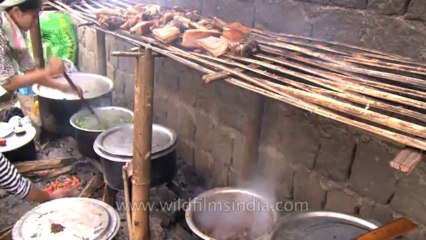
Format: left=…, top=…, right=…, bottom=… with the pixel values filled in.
left=77, top=0, right=426, bottom=238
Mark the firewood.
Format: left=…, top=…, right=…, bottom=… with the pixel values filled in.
left=390, top=148, right=424, bottom=174
left=79, top=173, right=105, bottom=198
left=0, top=226, right=12, bottom=240
left=24, top=165, right=74, bottom=179
left=15, top=157, right=77, bottom=174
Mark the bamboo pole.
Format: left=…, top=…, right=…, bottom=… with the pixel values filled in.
left=224, top=78, right=426, bottom=151
left=187, top=51, right=426, bottom=138
left=132, top=47, right=154, bottom=240
left=123, top=164, right=133, bottom=240
left=258, top=46, right=426, bottom=100
left=257, top=40, right=426, bottom=89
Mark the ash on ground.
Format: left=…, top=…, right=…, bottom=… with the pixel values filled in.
left=0, top=133, right=208, bottom=240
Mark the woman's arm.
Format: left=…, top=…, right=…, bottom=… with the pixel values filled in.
left=0, top=154, right=75, bottom=203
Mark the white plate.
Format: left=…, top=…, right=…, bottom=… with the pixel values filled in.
left=0, top=122, right=13, bottom=138
left=12, top=197, right=120, bottom=240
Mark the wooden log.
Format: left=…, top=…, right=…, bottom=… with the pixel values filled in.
left=390, top=148, right=424, bottom=174
left=15, top=157, right=76, bottom=174
left=79, top=173, right=104, bottom=198
left=132, top=48, right=154, bottom=240
left=24, top=165, right=74, bottom=179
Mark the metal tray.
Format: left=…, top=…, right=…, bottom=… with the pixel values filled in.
left=94, top=123, right=177, bottom=157
left=12, top=197, right=120, bottom=240
left=271, top=211, right=378, bottom=240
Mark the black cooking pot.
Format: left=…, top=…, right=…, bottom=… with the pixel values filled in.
left=32, top=73, right=114, bottom=136
left=69, top=106, right=134, bottom=159
left=93, top=124, right=178, bottom=191
left=3, top=140, right=36, bottom=162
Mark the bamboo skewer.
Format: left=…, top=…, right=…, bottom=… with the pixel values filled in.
left=257, top=40, right=426, bottom=89
left=259, top=45, right=426, bottom=100
left=227, top=54, right=426, bottom=110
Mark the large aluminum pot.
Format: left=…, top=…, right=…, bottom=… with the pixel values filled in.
left=185, top=187, right=279, bottom=240
left=271, top=211, right=380, bottom=240
left=32, top=73, right=114, bottom=136
left=69, top=106, right=134, bottom=158
left=93, top=124, right=178, bottom=190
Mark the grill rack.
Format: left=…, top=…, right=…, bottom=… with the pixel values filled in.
left=47, top=0, right=426, bottom=151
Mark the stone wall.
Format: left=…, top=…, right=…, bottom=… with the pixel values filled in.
left=77, top=0, right=426, bottom=238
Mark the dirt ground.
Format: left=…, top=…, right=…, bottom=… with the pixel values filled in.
left=0, top=131, right=205, bottom=239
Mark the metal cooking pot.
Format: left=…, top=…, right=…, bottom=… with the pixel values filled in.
left=271, top=211, right=379, bottom=240
left=93, top=124, right=178, bottom=191
left=32, top=73, right=114, bottom=136
left=69, top=106, right=134, bottom=158
left=185, top=187, right=279, bottom=240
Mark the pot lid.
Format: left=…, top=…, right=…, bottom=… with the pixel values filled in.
left=271, top=211, right=378, bottom=240
left=0, top=122, right=13, bottom=138
left=32, top=73, right=113, bottom=100
left=12, top=198, right=120, bottom=240
left=94, top=123, right=177, bottom=157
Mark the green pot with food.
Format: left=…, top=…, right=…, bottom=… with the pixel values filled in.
left=70, top=106, right=134, bottom=158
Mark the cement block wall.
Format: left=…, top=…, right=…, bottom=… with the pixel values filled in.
left=77, top=0, right=426, bottom=238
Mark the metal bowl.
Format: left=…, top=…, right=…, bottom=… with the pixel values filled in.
left=70, top=106, right=134, bottom=158
left=271, top=211, right=379, bottom=240
left=32, top=73, right=114, bottom=135
left=185, top=187, right=279, bottom=240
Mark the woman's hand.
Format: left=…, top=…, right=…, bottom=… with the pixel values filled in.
left=46, top=57, right=65, bottom=77
left=48, top=187, right=77, bottom=200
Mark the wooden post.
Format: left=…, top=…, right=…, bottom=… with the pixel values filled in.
left=240, top=95, right=264, bottom=184
left=96, top=30, right=107, bottom=75
left=29, top=15, right=44, bottom=67
left=132, top=47, right=154, bottom=240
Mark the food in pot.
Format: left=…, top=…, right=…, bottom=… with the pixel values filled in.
left=73, top=113, right=133, bottom=131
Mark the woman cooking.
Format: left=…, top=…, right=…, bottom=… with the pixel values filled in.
left=0, top=0, right=77, bottom=202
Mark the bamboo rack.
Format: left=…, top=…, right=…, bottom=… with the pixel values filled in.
left=47, top=0, right=426, bottom=151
